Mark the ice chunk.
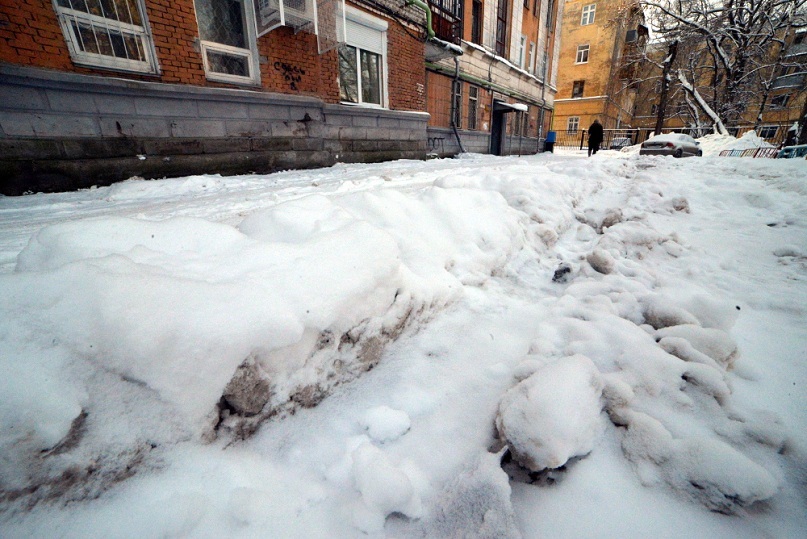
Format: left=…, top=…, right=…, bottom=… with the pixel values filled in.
left=496, top=355, right=604, bottom=471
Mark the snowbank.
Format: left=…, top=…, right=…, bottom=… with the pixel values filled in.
left=0, top=186, right=527, bottom=504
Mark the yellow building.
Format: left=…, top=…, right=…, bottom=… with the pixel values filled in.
left=551, top=0, right=646, bottom=140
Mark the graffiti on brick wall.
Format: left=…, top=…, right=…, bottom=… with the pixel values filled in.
left=428, top=136, right=445, bottom=154
left=274, top=61, right=305, bottom=91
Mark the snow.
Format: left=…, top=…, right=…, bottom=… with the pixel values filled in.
left=0, top=142, right=806, bottom=538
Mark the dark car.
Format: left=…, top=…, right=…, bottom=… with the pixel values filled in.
left=640, top=133, right=702, bottom=157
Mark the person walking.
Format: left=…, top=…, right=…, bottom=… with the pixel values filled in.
left=588, top=119, right=604, bottom=156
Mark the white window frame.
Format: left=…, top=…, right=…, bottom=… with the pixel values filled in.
left=338, top=6, right=388, bottom=108
left=196, top=0, right=261, bottom=85
left=757, top=125, right=778, bottom=139
left=518, top=35, right=527, bottom=69
left=581, top=4, right=596, bottom=26
left=528, top=41, right=536, bottom=75
left=576, top=44, right=590, bottom=64
left=52, top=0, right=159, bottom=74
left=568, top=116, right=580, bottom=133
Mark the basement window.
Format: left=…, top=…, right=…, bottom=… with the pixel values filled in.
left=757, top=125, right=778, bottom=139
left=195, top=0, right=260, bottom=85
left=338, top=7, right=387, bottom=107
left=53, top=0, right=159, bottom=73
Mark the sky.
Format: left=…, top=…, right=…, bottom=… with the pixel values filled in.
left=1, top=135, right=805, bottom=538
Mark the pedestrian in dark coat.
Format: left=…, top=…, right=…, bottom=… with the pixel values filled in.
left=588, top=119, right=604, bottom=156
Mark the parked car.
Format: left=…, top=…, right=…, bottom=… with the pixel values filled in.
left=610, top=137, right=633, bottom=150
left=776, top=144, right=807, bottom=159
left=640, top=133, right=702, bottom=157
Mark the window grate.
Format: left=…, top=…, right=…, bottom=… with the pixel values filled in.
left=53, top=0, right=157, bottom=72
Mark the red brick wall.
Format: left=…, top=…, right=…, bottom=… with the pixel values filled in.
left=0, top=1, right=420, bottom=109
left=387, top=21, right=425, bottom=111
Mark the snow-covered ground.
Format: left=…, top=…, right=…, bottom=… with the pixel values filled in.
left=1, top=144, right=805, bottom=538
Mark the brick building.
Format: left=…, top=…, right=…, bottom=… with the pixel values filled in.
left=0, top=0, right=431, bottom=194
left=423, top=0, right=563, bottom=156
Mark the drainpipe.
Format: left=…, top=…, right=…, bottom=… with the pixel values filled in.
left=405, top=0, right=435, bottom=40
left=408, top=0, right=465, bottom=154
left=451, top=56, right=467, bottom=153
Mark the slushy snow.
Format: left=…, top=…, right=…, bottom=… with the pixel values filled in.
left=0, top=141, right=805, bottom=538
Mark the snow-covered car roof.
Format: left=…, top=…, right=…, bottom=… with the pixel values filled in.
left=646, top=133, right=697, bottom=143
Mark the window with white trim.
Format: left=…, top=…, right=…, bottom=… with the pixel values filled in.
left=53, top=0, right=159, bottom=73
left=581, top=4, right=596, bottom=25
left=194, top=0, right=260, bottom=85
left=572, top=80, right=585, bottom=98
left=518, top=35, right=527, bottom=69
left=567, top=116, right=580, bottom=133
left=576, top=44, right=589, bottom=63
left=528, top=42, right=536, bottom=75
left=757, top=125, right=778, bottom=139
left=338, top=8, right=387, bottom=107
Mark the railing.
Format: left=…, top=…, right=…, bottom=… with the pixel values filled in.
left=719, top=148, right=779, bottom=158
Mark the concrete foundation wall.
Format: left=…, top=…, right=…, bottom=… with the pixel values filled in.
left=0, top=64, right=428, bottom=195
left=427, top=127, right=541, bottom=157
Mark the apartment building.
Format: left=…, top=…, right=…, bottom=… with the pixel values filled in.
left=551, top=0, right=646, bottom=138
left=0, top=0, right=430, bottom=194
left=423, top=0, right=563, bottom=156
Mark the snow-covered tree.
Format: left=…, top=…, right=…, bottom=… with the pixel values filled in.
left=638, top=0, right=807, bottom=133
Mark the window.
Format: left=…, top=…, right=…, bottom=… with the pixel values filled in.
left=625, top=29, right=638, bottom=42
left=496, top=0, right=509, bottom=57
left=572, top=80, right=585, bottom=98
left=468, top=86, right=479, bottom=130
left=576, top=44, right=589, bottom=63
left=195, top=0, right=259, bottom=84
left=757, top=125, right=778, bottom=139
left=53, top=0, right=158, bottom=73
left=533, top=0, right=539, bottom=16
left=524, top=0, right=529, bottom=8
left=567, top=116, right=580, bottom=133
left=528, top=42, right=536, bottom=75
left=581, top=4, right=596, bottom=25
left=471, top=0, right=482, bottom=44
left=769, top=94, right=790, bottom=109
left=794, top=33, right=805, bottom=45
left=546, top=0, right=554, bottom=29
left=518, top=35, right=527, bottom=68
left=452, top=82, right=463, bottom=128
left=338, top=8, right=387, bottom=106
left=650, top=104, right=658, bottom=115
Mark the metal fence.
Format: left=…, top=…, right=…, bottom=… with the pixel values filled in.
left=718, top=148, right=779, bottom=158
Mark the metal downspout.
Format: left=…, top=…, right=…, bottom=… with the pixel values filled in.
left=452, top=56, right=466, bottom=153
left=407, top=0, right=465, bottom=153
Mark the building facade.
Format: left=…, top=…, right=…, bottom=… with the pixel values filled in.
left=0, top=0, right=431, bottom=194
left=423, top=0, right=564, bottom=156
left=551, top=0, right=646, bottom=139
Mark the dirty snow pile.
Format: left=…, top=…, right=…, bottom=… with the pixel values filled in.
left=0, top=151, right=805, bottom=538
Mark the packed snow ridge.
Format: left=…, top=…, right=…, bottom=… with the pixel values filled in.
left=0, top=145, right=805, bottom=538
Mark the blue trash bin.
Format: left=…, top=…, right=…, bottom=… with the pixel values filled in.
left=545, top=131, right=556, bottom=153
